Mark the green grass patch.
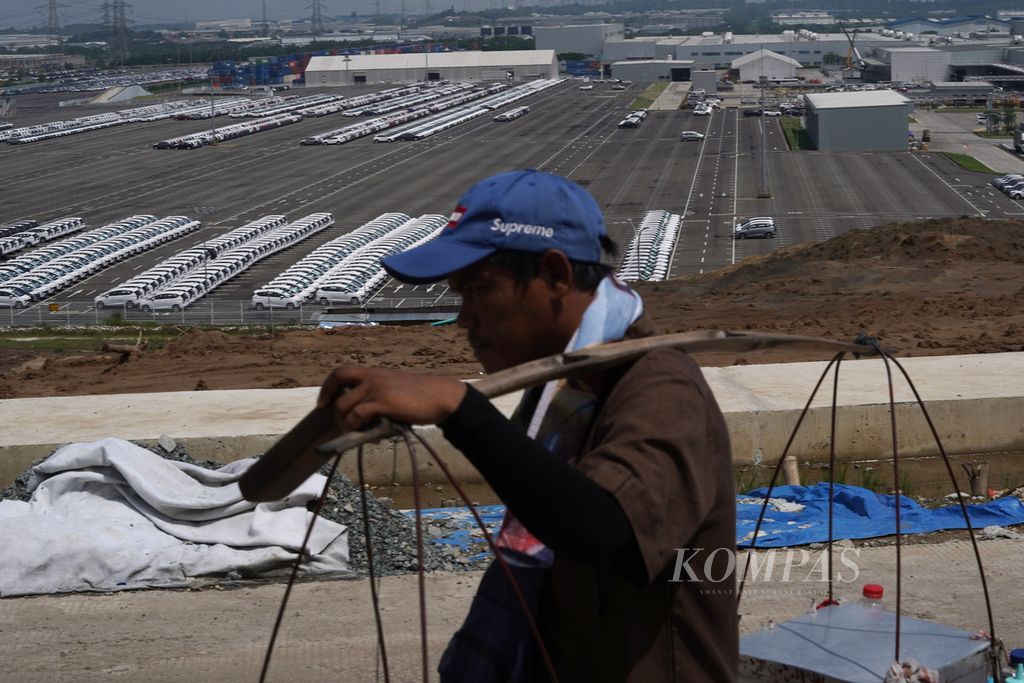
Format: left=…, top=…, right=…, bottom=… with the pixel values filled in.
left=941, top=151, right=998, bottom=174
left=0, top=328, right=180, bottom=352
left=630, top=82, right=668, bottom=110
left=973, top=131, right=1012, bottom=139
left=780, top=117, right=814, bottom=150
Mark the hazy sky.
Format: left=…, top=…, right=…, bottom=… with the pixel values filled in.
left=1, top=0, right=487, bottom=29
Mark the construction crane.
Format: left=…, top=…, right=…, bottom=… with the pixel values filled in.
left=837, top=20, right=866, bottom=72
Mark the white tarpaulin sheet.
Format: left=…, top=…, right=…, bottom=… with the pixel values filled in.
left=0, top=438, right=349, bottom=596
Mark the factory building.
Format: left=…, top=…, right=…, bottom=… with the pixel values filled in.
left=879, top=47, right=953, bottom=83
left=732, top=49, right=801, bottom=81
left=604, top=31, right=908, bottom=70
left=770, top=11, right=836, bottom=26
left=804, top=90, right=913, bottom=152
left=886, top=16, right=1010, bottom=37
left=609, top=59, right=694, bottom=82
left=533, top=23, right=625, bottom=58
left=304, top=50, right=558, bottom=86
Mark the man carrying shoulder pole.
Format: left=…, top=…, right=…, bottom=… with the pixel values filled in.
left=318, top=169, right=738, bottom=682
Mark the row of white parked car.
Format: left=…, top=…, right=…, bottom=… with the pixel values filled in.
left=0, top=216, right=198, bottom=308
left=251, top=213, right=411, bottom=309
left=3, top=66, right=208, bottom=96
left=94, top=215, right=288, bottom=310
left=1, top=99, right=223, bottom=144
left=616, top=210, right=683, bottom=282
left=0, top=217, right=85, bottom=257
left=991, top=173, right=1024, bottom=200
left=373, top=80, right=559, bottom=143
left=173, top=97, right=272, bottom=120
left=154, top=112, right=304, bottom=149
left=350, top=83, right=478, bottom=117
left=303, top=83, right=494, bottom=146
left=312, top=215, right=447, bottom=307
left=231, top=93, right=341, bottom=119
left=137, top=214, right=334, bottom=312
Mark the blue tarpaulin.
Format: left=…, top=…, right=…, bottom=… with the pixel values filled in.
left=737, top=483, right=1024, bottom=548
left=405, top=485, right=1024, bottom=553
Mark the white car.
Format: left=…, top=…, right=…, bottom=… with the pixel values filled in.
left=680, top=131, right=704, bottom=141
left=579, top=85, right=594, bottom=91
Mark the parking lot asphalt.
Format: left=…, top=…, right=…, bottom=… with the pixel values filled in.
left=2, top=81, right=1023, bottom=321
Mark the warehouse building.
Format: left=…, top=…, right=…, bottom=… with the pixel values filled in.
left=534, top=23, right=625, bottom=58
left=304, top=50, right=558, bottom=86
left=610, top=59, right=694, bottom=81
left=804, top=90, right=913, bottom=152
left=732, top=48, right=801, bottom=81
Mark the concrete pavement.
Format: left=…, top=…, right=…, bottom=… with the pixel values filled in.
left=910, top=109, right=1024, bottom=174
left=4, top=352, right=1022, bottom=487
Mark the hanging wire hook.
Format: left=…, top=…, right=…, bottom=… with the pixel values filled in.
left=357, top=444, right=391, bottom=683
left=874, top=344, right=904, bottom=663
left=398, top=428, right=429, bottom=683
left=882, top=350, right=1002, bottom=682
left=258, top=451, right=342, bottom=683
left=824, top=354, right=843, bottom=607
left=737, top=352, right=845, bottom=604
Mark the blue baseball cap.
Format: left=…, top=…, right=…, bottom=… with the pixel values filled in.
left=382, top=169, right=606, bottom=284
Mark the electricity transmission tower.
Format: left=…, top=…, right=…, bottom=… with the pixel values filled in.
left=261, top=0, right=269, bottom=35
left=103, top=0, right=131, bottom=65
left=310, top=0, right=324, bottom=36
left=46, top=0, right=60, bottom=52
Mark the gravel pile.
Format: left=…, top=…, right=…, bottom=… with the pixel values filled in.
left=0, top=440, right=488, bottom=578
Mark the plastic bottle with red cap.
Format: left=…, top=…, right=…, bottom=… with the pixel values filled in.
left=862, top=584, right=884, bottom=609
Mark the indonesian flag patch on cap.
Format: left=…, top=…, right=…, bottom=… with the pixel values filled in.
left=447, top=205, right=467, bottom=229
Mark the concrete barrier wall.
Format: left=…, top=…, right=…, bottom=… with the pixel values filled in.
left=2, top=353, right=1021, bottom=487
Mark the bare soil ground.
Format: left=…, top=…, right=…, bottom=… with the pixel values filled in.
left=1, top=217, right=1022, bottom=399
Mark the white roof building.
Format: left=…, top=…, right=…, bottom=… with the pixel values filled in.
left=305, top=50, right=558, bottom=86
left=804, top=89, right=913, bottom=109
left=731, top=48, right=802, bottom=81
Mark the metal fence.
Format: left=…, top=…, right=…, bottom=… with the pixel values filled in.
left=0, top=295, right=464, bottom=328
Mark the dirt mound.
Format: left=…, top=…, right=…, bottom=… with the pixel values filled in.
left=696, top=218, right=1024, bottom=294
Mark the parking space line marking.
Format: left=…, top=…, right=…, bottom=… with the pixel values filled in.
left=911, top=155, right=984, bottom=217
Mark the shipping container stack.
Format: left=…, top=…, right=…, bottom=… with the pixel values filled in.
left=209, top=60, right=237, bottom=88
left=565, top=59, right=602, bottom=78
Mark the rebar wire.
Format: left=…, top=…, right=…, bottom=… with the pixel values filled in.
left=877, top=349, right=903, bottom=662
left=826, top=356, right=843, bottom=605
left=258, top=451, right=343, bottom=683
left=405, top=427, right=561, bottom=683
left=737, top=353, right=844, bottom=604
left=358, top=445, right=391, bottom=683
left=885, top=352, right=1001, bottom=681
left=398, top=429, right=430, bottom=683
